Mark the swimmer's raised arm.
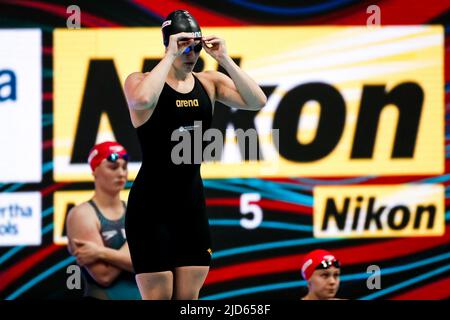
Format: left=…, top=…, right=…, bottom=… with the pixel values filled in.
left=201, top=35, right=267, bottom=111
left=124, top=32, right=196, bottom=111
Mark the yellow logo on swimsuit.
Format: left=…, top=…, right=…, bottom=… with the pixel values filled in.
left=207, top=248, right=212, bottom=255
left=176, top=99, right=199, bottom=107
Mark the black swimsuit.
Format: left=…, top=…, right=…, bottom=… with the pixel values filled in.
left=125, top=74, right=213, bottom=274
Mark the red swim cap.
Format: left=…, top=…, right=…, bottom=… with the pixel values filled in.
left=87, top=141, right=128, bottom=171
left=301, top=249, right=340, bottom=280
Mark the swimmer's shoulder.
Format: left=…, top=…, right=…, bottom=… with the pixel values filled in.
left=67, top=201, right=99, bottom=228
left=194, top=70, right=219, bottom=82
left=125, top=71, right=149, bottom=83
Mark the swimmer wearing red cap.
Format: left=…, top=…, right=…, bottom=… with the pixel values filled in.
left=301, top=249, right=343, bottom=300
left=123, top=10, right=267, bottom=300
left=66, top=141, right=140, bottom=300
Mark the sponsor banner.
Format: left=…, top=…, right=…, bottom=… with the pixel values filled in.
left=0, top=192, right=41, bottom=246
left=0, top=29, right=42, bottom=182
left=53, top=26, right=443, bottom=180
left=313, top=184, right=445, bottom=238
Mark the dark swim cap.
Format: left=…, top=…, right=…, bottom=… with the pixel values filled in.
left=161, top=10, right=202, bottom=47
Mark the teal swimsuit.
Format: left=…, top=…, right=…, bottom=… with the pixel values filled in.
left=81, top=200, right=141, bottom=300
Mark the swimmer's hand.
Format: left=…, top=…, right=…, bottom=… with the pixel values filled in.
left=166, top=32, right=196, bottom=57
left=72, top=238, right=102, bottom=266
left=202, top=35, right=228, bottom=64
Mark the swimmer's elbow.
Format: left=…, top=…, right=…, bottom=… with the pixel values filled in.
left=94, top=271, right=118, bottom=287
left=97, top=275, right=114, bottom=287
left=129, top=95, right=155, bottom=111
left=247, top=99, right=266, bottom=111
left=247, top=94, right=267, bottom=111
left=86, top=264, right=121, bottom=287
left=256, top=94, right=268, bottom=109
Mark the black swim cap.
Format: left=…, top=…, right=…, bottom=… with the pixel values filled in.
left=161, top=10, right=202, bottom=47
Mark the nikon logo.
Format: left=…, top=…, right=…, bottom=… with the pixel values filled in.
left=176, top=99, right=199, bottom=107
left=52, top=26, right=443, bottom=180
left=313, top=185, right=445, bottom=238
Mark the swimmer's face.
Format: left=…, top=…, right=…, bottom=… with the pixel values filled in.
left=308, top=267, right=340, bottom=300
left=94, top=158, right=128, bottom=193
left=166, top=40, right=201, bottom=73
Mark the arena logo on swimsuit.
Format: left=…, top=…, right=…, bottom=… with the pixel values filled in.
left=176, top=99, right=199, bottom=107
